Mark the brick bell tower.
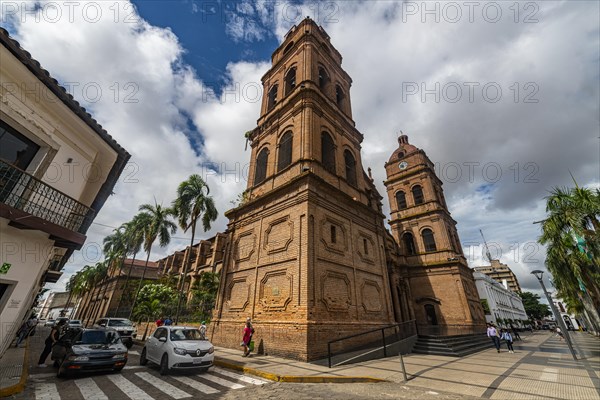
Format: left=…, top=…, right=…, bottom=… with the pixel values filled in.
left=210, top=18, right=395, bottom=361
left=384, top=134, right=485, bottom=329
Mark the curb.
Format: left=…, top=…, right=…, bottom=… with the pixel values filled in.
left=0, top=338, right=30, bottom=397
left=213, top=359, right=385, bottom=383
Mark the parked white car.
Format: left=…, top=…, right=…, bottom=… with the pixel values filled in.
left=67, top=319, right=83, bottom=329
left=140, top=326, right=214, bottom=375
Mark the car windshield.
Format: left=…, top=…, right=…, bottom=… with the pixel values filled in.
left=77, top=330, right=121, bottom=345
left=108, top=319, right=133, bottom=327
left=170, top=329, right=202, bottom=341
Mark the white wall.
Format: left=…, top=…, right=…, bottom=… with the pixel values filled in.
left=0, top=219, right=53, bottom=355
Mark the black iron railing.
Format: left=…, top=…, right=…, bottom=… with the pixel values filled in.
left=416, top=323, right=487, bottom=337
left=0, top=160, right=94, bottom=233
left=327, top=320, right=417, bottom=368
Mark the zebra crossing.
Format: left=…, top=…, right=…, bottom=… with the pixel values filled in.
left=29, top=367, right=271, bottom=399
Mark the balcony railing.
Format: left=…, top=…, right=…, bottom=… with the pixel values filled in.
left=0, top=160, right=94, bottom=233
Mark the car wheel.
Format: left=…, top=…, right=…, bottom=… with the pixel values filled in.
left=159, top=354, right=169, bottom=376
left=125, top=340, right=133, bottom=349
left=53, top=360, right=60, bottom=368
left=140, top=348, right=148, bottom=366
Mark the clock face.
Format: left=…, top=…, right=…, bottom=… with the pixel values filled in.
left=399, top=161, right=408, bottom=170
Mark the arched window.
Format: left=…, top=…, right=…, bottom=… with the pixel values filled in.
left=277, top=131, right=293, bottom=172
left=395, top=191, right=407, bottom=210
left=318, top=66, right=329, bottom=91
left=402, top=232, right=416, bottom=255
left=422, top=228, right=437, bottom=252
left=254, top=148, right=269, bottom=184
left=321, top=132, right=336, bottom=173
left=267, top=84, right=278, bottom=111
left=344, top=149, right=357, bottom=186
left=412, top=185, right=424, bottom=205
left=397, top=152, right=405, bottom=159
left=336, top=85, right=344, bottom=108
left=285, top=67, right=296, bottom=96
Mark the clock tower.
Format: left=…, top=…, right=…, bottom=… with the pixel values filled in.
left=384, top=135, right=485, bottom=328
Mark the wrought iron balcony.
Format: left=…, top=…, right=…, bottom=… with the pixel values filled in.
left=0, top=159, right=95, bottom=241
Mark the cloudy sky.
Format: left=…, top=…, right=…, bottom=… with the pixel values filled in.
left=2, top=0, right=598, bottom=301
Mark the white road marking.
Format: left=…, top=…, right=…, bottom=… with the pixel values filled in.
left=540, top=367, right=558, bottom=382
left=35, top=383, right=60, bottom=400
left=129, top=350, right=140, bottom=355
left=123, top=365, right=144, bottom=370
left=135, top=372, right=192, bottom=399
left=213, top=367, right=269, bottom=385
left=74, top=378, right=108, bottom=400
left=200, top=373, right=245, bottom=389
left=107, top=374, right=155, bottom=400
left=171, top=376, right=220, bottom=395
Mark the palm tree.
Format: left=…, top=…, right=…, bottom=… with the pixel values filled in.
left=132, top=298, right=164, bottom=341
left=172, top=174, right=218, bottom=323
left=113, top=213, right=149, bottom=317
left=88, top=261, right=110, bottom=325
left=539, top=185, right=600, bottom=333
left=97, top=227, right=128, bottom=319
left=129, top=201, right=177, bottom=319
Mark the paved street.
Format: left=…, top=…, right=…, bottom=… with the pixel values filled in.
left=4, top=328, right=599, bottom=399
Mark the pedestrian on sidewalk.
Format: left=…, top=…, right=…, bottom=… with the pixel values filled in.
left=156, top=317, right=164, bottom=327
left=501, top=329, right=514, bottom=353
left=37, top=320, right=66, bottom=367
left=555, top=326, right=564, bottom=341
left=487, top=323, right=501, bottom=353
left=164, top=316, right=173, bottom=326
left=509, top=324, right=521, bottom=341
left=241, top=318, right=254, bottom=357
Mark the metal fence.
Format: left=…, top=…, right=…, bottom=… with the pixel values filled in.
left=0, top=160, right=94, bottom=232
left=327, top=320, right=417, bottom=368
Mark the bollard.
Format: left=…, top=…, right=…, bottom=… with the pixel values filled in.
left=399, top=352, right=408, bottom=382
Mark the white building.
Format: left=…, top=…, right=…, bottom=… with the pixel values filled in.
left=0, top=28, right=129, bottom=356
left=473, top=272, right=528, bottom=326
left=551, top=294, right=584, bottom=331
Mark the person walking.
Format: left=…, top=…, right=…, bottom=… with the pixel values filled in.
left=509, top=324, right=521, bottom=341
left=487, top=323, right=501, bottom=353
left=37, top=320, right=66, bottom=367
left=555, top=326, right=564, bottom=341
left=241, top=319, right=254, bottom=357
left=164, top=316, right=173, bottom=326
left=501, top=329, right=514, bottom=353
left=156, top=317, right=164, bottom=327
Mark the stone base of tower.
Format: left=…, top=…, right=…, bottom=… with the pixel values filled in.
left=209, top=319, right=393, bottom=362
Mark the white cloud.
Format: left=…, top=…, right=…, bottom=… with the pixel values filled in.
left=7, top=0, right=598, bottom=298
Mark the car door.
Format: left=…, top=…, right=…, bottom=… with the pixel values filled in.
left=147, top=328, right=165, bottom=362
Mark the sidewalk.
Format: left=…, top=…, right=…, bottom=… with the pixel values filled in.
left=213, top=330, right=599, bottom=400
left=0, top=339, right=29, bottom=397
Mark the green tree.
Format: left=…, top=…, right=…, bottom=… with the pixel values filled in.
left=129, top=202, right=177, bottom=319
left=133, top=284, right=177, bottom=340
left=539, top=185, right=600, bottom=332
left=519, top=291, right=551, bottom=321
left=113, top=213, right=150, bottom=317
left=172, top=174, right=218, bottom=323
left=190, top=272, right=219, bottom=323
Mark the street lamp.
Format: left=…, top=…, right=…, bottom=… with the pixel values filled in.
left=531, top=270, right=578, bottom=360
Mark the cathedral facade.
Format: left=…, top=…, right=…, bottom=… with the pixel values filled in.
left=210, top=18, right=485, bottom=361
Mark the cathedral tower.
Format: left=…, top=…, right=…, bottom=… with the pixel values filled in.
left=384, top=135, right=485, bottom=329
left=210, top=18, right=394, bottom=361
